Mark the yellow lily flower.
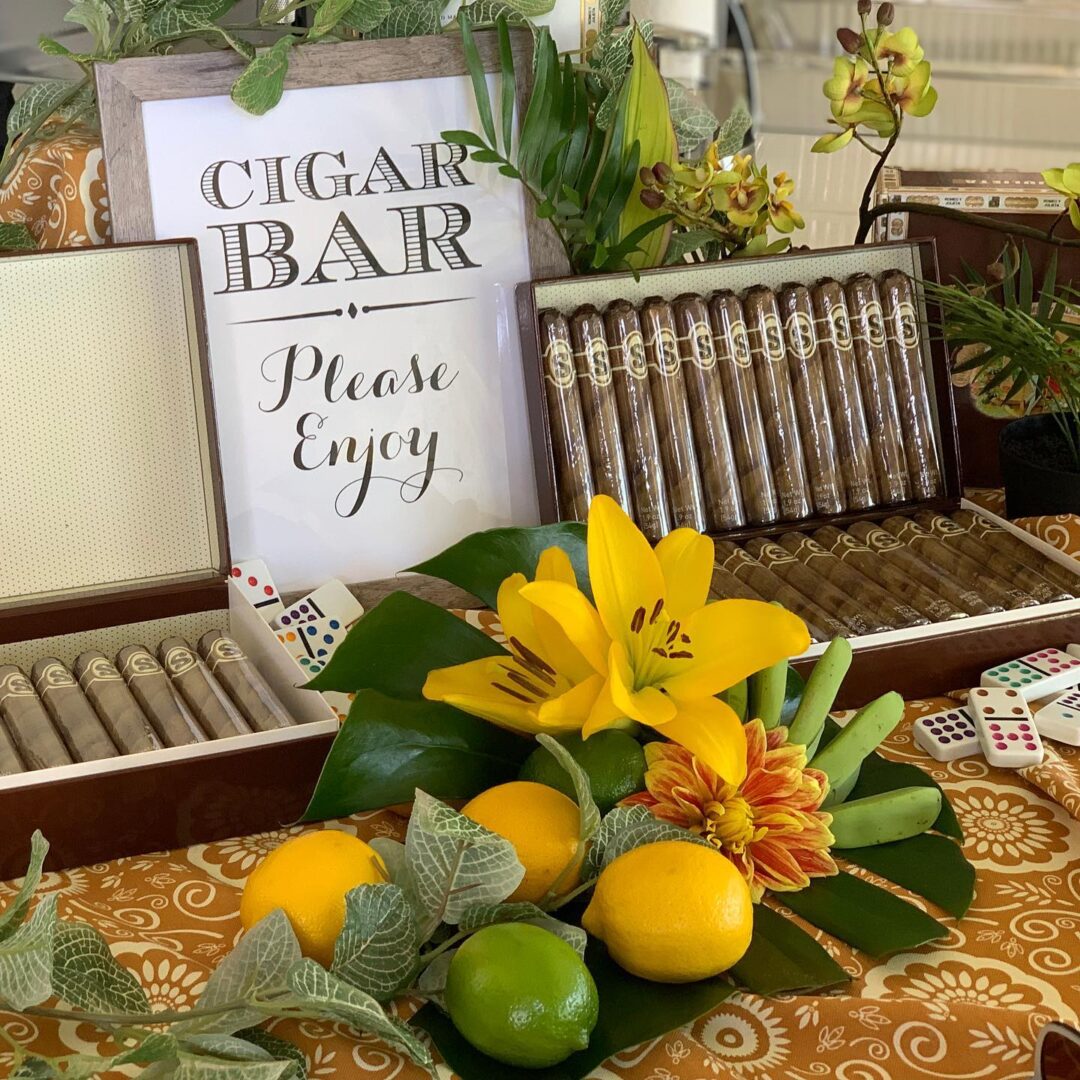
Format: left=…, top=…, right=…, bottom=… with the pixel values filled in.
left=521, top=497, right=810, bottom=784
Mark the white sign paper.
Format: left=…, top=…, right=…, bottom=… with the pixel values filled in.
left=141, top=76, right=538, bottom=591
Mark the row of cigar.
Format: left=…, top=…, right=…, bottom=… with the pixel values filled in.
left=0, top=631, right=297, bottom=776
left=709, top=509, right=1080, bottom=643
left=540, top=269, right=942, bottom=540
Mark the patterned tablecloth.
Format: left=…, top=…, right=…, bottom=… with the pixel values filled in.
left=3, top=135, right=1080, bottom=1080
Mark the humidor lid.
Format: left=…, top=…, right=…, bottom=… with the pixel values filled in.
left=0, top=241, right=228, bottom=614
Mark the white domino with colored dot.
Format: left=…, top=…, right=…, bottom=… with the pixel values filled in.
left=275, top=615, right=348, bottom=678
left=912, top=705, right=982, bottom=762
left=979, top=648, right=1080, bottom=701
left=968, top=687, right=1044, bottom=768
left=272, top=580, right=364, bottom=631
left=1033, top=687, right=1080, bottom=747
left=230, top=559, right=284, bottom=623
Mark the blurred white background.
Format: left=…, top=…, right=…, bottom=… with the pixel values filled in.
left=631, top=0, right=1080, bottom=247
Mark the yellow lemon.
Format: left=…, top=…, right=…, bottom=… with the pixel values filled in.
left=239, top=830, right=386, bottom=966
left=582, top=840, right=753, bottom=983
left=461, top=781, right=582, bottom=904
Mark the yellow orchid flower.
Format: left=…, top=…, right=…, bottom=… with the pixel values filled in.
left=714, top=173, right=770, bottom=229
left=824, top=57, right=871, bottom=119
left=521, top=497, right=810, bottom=784
left=768, top=172, right=804, bottom=233
left=1042, top=165, right=1080, bottom=232
left=863, top=27, right=925, bottom=77
left=812, top=127, right=855, bottom=154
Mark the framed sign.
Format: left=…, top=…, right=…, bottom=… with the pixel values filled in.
left=97, top=33, right=564, bottom=591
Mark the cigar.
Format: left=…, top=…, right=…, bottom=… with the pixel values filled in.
left=777, top=284, right=846, bottom=515
left=709, top=564, right=770, bottom=603
left=539, top=310, right=597, bottom=523
left=913, top=510, right=1071, bottom=605
left=778, top=531, right=929, bottom=628
left=117, top=646, right=205, bottom=747
left=810, top=280, right=879, bottom=509
left=32, top=658, right=119, bottom=762
left=815, top=526, right=967, bottom=623
left=75, top=652, right=162, bottom=755
left=743, top=286, right=813, bottom=520
left=603, top=301, right=672, bottom=541
left=881, top=515, right=1038, bottom=610
left=951, top=509, right=1080, bottom=596
left=847, top=521, right=1001, bottom=616
left=745, top=537, right=892, bottom=635
left=708, top=291, right=778, bottom=525
left=845, top=274, right=911, bottom=504
left=640, top=297, right=708, bottom=530
left=198, top=631, right=295, bottom=732
left=879, top=270, right=943, bottom=499
left=715, top=540, right=845, bottom=642
left=0, top=665, right=72, bottom=770
left=673, top=294, right=745, bottom=529
left=569, top=305, right=633, bottom=514
left=0, top=718, right=23, bottom=775
left=159, top=638, right=251, bottom=740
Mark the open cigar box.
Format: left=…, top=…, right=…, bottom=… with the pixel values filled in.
left=0, top=241, right=340, bottom=877
left=516, top=239, right=1080, bottom=708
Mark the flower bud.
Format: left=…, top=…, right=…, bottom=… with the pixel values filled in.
left=639, top=166, right=657, bottom=188
left=836, top=27, right=862, bottom=53
left=877, top=2, right=894, bottom=25
left=640, top=189, right=665, bottom=210
left=653, top=161, right=674, bottom=186
left=857, top=0, right=871, bottom=16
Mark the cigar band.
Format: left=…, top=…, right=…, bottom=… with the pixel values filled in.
left=890, top=301, right=920, bottom=348
left=0, top=669, right=34, bottom=703
left=860, top=302, right=887, bottom=347
left=204, top=636, right=245, bottom=671
left=612, top=331, right=649, bottom=380
left=757, top=543, right=795, bottom=564
left=719, top=550, right=755, bottom=573
left=121, top=652, right=164, bottom=680
left=35, top=661, right=77, bottom=693
left=163, top=646, right=197, bottom=676
left=649, top=328, right=682, bottom=376
left=678, top=323, right=716, bottom=370
left=727, top=322, right=752, bottom=368
left=755, top=313, right=785, bottom=363
left=828, top=532, right=864, bottom=557
left=576, top=338, right=612, bottom=386
left=543, top=339, right=576, bottom=390
left=784, top=310, right=817, bottom=360
left=822, top=307, right=853, bottom=349
left=862, top=530, right=901, bottom=552
left=928, top=517, right=963, bottom=537
left=788, top=537, right=827, bottom=562
left=80, top=657, right=123, bottom=688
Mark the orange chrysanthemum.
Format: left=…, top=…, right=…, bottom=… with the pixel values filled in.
left=622, top=720, right=838, bottom=902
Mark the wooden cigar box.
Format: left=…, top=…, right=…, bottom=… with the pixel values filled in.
left=0, top=241, right=340, bottom=878
left=516, top=239, right=1080, bottom=708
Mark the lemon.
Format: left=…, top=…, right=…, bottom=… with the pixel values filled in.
left=445, top=923, right=598, bottom=1068
left=582, top=840, right=753, bottom=983
left=461, top=781, right=581, bottom=904
left=519, top=731, right=647, bottom=813
left=239, top=830, right=386, bottom=966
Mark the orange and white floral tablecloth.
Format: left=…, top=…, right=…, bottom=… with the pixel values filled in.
left=2, top=697, right=1079, bottom=1080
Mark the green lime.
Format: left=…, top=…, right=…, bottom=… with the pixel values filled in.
left=445, top=923, right=599, bottom=1068
left=519, top=730, right=646, bottom=812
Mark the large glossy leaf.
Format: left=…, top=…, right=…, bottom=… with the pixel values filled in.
left=303, top=692, right=531, bottom=821
left=305, top=592, right=505, bottom=698
left=407, top=522, right=589, bottom=610
left=841, top=834, right=975, bottom=919
left=412, top=938, right=735, bottom=1080
left=730, top=904, right=849, bottom=995
left=781, top=871, right=948, bottom=957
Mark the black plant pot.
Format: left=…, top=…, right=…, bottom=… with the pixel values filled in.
left=1000, top=415, right=1080, bottom=518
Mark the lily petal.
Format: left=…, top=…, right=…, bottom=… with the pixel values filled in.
left=537, top=673, right=606, bottom=730
left=423, top=655, right=549, bottom=735
left=520, top=579, right=610, bottom=676
left=536, top=546, right=578, bottom=588
left=607, top=640, right=677, bottom=729
left=655, top=529, right=715, bottom=619
left=659, top=694, right=749, bottom=785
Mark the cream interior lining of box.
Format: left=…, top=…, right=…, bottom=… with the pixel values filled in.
left=0, top=244, right=221, bottom=608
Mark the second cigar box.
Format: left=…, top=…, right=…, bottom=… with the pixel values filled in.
left=516, top=239, right=1080, bottom=708
left=0, top=241, right=340, bottom=878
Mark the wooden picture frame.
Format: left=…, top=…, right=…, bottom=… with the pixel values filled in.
left=95, top=32, right=566, bottom=592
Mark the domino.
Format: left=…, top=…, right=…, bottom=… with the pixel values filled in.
left=273, top=580, right=364, bottom=630
left=1033, top=687, right=1080, bottom=747
left=969, top=687, right=1044, bottom=768
left=276, top=616, right=347, bottom=678
left=980, top=648, right=1080, bottom=701
left=231, top=559, right=285, bottom=623
left=912, top=705, right=981, bottom=762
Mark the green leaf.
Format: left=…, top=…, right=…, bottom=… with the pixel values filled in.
left=407, top=522, right=589, bottom=609
left=51, top=920, right=150, bottom=1013
left=305, top=591, right=504, bottom=697
left=12, top=1061, right=57, bottom=1079
left=536, top=734, right=600, bottom=841
left=0, top=831, right=48, bottom=942
left=665, top=78, right=719, bottom=156
left=459, top=13, right=497, bottom=147
left=338, top=0, right=390, bottom=32
left=65, top=0, right=112, bottom=48
left=491, top=0, right=556, bottom=14
left=302, top=692, right=530, bottom=820
left=309, top=0, right=355, bottom=40
left=406, top=790, right=524, bottom=931
left=230, top=36, right=294, bottom=116
left=413, top=937, right=735, bottom=1080
left=714, top=101, right=752, bottom=157
left=588, top=806, right=709, bottom=874
left=179, top=1035, right=275, bottom=1062
left=730, top=904, right=849, bottom=995
left=781, top=871, right=948, bottom=957
left=174, top=1058, right=295, bottom=1080
left=841, top=833, right=975, bottom=919
left=366, top=0, right=443, bottom=38
left=496, top=17, right=516, bottom=156
left=458, top=902, right=586, bottom=955
left=664, top=228, right=716, bottom=264
left=178, top=910, right=300, bottom=1035
left=332, top=884, right=419, bottom=1001
left=0, top=895, right=58, bottom=1010
left=287, top=959, right=435, bottom=1072
left=6, top=80, right=81, bottom=140
left=441, top=128, right=489, bottom=150
left=146, top=0, right=233, bottom=38
left=233, top=1030, right=306, bottom=1080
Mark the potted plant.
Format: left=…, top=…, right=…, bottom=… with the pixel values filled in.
left=927, top=248, right=1080, bottom=517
